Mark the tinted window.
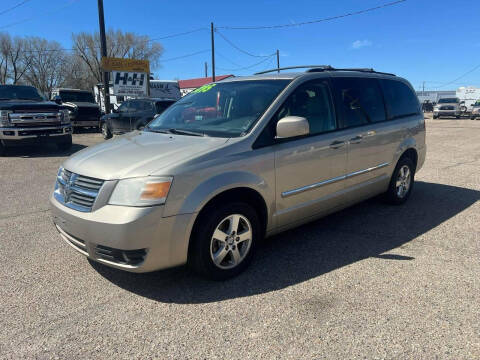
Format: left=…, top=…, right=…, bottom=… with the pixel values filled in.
left=155, top=101, right=174, bottom=114
left=59, top=91, right=94, bottom=103
left=117, top=101, right=131, bottom=113
left=333, top=77, right=386, bottom=128
left=276, top=80, right=336, bottom=135
left=381, top=79, right=420, bottom=119
left=0, top=85, right=43, bottom=101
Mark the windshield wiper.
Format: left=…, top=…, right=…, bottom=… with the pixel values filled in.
left=167, top=128, right=206, bottom=137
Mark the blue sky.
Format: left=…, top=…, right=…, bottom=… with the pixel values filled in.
left=2, top=0, right=480, bottom=90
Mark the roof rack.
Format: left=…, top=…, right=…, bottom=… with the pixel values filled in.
left=254, top=65, right=332, bottom=75
left=254, top=65, right=395, bottom=76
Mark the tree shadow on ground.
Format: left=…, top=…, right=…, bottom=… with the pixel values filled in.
left=91, top=181, right=479, bottom=304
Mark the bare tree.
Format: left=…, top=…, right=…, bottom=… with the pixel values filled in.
left=23, top=37, right=67, bottom=97
left=72, top=29, right=163, bottom=86
left=0, top=32, right=31, bottom=84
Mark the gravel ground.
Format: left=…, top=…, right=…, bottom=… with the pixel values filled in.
left=0, top=118, right=479, bottom=359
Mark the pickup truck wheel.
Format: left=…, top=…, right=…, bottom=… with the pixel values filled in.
left=0, top=141, right=5, bottom=156
left=56, top=135, right=72, bottom=151
left=385, top=157, right=415, bottom=205
left=433, top=115, right=438, bottom=119
left=102, top=123, right=112, bottom=139
left=188, top=202, right=260, bottom=280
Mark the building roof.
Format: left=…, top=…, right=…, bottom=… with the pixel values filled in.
left=178, top=75, right=234, bottom=89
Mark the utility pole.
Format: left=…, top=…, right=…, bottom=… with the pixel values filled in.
left=211, top=22, right=215, bottom=82
left=422, top=81, right=425, bottom=96
left=276, top=49, right=280, bottom=73
left=204, top=62, right=208, bottom=78
left=97, top=0, right=110, bottom=114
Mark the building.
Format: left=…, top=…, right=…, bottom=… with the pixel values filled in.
left=178, top=75, right=234, bottom=96
left=416, top=90, right=455, bottom=104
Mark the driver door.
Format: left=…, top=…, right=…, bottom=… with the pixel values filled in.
left=111, top=101, right=132, bottom=133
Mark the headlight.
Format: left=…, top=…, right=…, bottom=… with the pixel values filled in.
left=0, top=110, right=12, bottom=126
left=59, top=109, right=70, bottom=124
left=109, top=176, right=173, bottom=206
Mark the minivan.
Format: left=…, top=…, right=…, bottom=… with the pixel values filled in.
left=50, top=66, right=426, bottom=280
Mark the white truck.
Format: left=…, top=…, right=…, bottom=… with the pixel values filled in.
left=456, top=86, right=480, bottom=114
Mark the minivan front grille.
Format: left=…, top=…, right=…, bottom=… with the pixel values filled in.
left=55, top=168, right=104, bottom=212
left=439, top=105, right=454, bottom=110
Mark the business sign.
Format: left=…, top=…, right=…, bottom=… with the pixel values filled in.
left=112, top=71, right=147, bottom=97
left=101, top=57, right=150, bottom=73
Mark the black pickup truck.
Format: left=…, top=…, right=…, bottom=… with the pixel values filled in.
left=51, top=88, right=101, bottom=130
left=0, top=85, right=72, bottom=155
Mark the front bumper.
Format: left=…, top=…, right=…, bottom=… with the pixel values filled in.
left=433, top=110, right=460, bottom=117
left=71, top=118, right=99, bottom=127
left=0, top=124, right=72, bottom=144
left=50, top=194, right=196, bottom=272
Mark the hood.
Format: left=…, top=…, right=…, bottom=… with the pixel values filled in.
left=0, top=100, right=60, bottom=111
left=63, top=131, right=229, bottom=180
left=63, top=101, right=99, bottom=109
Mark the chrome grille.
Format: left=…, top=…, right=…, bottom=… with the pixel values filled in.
left=54, top=168, right=104, bottom=212
left=9, top=112, right=61, bottom=126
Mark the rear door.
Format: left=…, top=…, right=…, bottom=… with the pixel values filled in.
left=331, top=76, right=405, bottom=194
left=273, top=78, right=350, bottom=228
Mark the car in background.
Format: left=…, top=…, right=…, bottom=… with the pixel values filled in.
left=433, top=97, right=462, bottom=119
left=51, top=88, right=101, bottom=131
left=470, top=100, right=480, bottom=119
left=0, top=85, right=71, bottom=155
left=100, top=98, right=176, bottom=139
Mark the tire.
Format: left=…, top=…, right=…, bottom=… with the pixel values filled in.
left=433, top=115, right=438, bottom=119
left=385, top=156, right=415, bottom=205
left=456, top=116, right=460, bottom=119
left=188, top=202, right=260, bottom=280
left=56, top=135, right=72, bottom=151
left=471, top=116, right=475, bottom=120
left=101, top=122, right=112, bottom=140
left=0, top=141, right=5, bottom=156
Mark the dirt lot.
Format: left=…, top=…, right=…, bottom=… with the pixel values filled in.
left=0, top=117, right=479, bottom=359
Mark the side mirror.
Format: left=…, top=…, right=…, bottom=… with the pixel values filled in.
left=276, top=116, right=310, bottom=139
left=53, top=95, right=62, bottom=104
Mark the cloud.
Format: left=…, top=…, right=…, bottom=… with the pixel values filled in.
left=351, top=40, right=372, bottom=49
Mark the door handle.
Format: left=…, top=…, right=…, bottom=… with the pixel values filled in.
left=329, top=140, right=346, bottom=149
left=349, top=135, right=363, bottom=144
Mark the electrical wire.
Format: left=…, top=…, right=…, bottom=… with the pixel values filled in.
left=0, top=0, right=77, bottom=29
left=216, top=54, right=275, bottom=72
left=216, top=30, right=274, bottom=58
left=0, top=0, right=32, bottom=16
left=217, top=0, right=406, bottom=30
left=161, top=49, right=210, bottom=62
left=436, top=64, right=480, bottom=88
left=149, top=27, right=208, bottom=41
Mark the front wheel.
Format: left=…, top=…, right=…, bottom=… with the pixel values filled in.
left=101, top=122, right=112, bottom=140
left=188, top=202, right=260, bottom=280
left=0, top=141, right=6, bottom=156
left=433, top=115, right=438, bottom=119
left=385, top=157, right=415, bottom=205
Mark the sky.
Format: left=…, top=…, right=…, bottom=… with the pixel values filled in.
left=2, top=0, right=480, bottom=91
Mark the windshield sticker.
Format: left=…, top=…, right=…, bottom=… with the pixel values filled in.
left=192, top=84, right=216, bottom=93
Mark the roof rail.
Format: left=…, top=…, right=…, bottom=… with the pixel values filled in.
left=254, top=65, right=332, bottom=75
left=254, top=65, right=396, bottom=77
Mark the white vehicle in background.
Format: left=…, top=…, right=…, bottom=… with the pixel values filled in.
left=94, top=80, right=181, bottom=113
left=456, top=86, right=480, bottom=114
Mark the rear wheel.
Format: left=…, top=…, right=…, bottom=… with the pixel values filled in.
left=0, top=141, right=5, bottom=156
left=433, top=115, right=438, bottom=119
left=188, top=202, right=260, bottom=280
left=56, top=135, right=72, bottom=151
left=102, top=122, right=112, bottom=140
left=385, top=157, right=415, bottom=205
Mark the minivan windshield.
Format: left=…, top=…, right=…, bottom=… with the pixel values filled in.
left=0, top=85, right=43, bottom=101
left=438, top=98, right=459, bottom=103
left=146, top=80, right=290, bottom=137
left=59, top=91, right=95, bottom=103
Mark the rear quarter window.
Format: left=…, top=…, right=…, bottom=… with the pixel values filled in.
left=381, top=79, right=420, bottom=119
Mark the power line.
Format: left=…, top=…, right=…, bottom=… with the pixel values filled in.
left=436, top=64, right=480, bottom=88
left=0, top=0, right=32, bottom=16
left=216, top=51, right=243, bottom=68
left=149, top=27, right=208, bottom=41
left=217, top=0, right=406, bottom=30
left=216, top=54, right=275, bottom=72
left=0, top=0, right=78, bottom=29
left=161, top=49, right=210, bottom=62
left=216, top=30, right=274, bottom=58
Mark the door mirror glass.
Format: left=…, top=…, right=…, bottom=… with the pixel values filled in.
left=276, top=116, right=310, bottom=139
left=53, top=95, right=62, bottom=104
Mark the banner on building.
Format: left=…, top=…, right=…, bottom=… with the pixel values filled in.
left=112, top=71, right=147, bottom=97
